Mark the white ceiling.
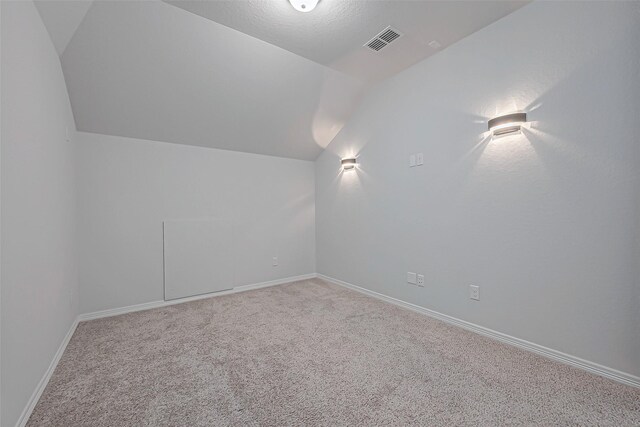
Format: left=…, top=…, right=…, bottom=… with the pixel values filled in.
left=36, top=0, right=529, bottom=160
left=59, top=0, right=364, bottom=160
left=34, top=0, right=93, bottom=55
left=166, top=0, right=529, bottom=84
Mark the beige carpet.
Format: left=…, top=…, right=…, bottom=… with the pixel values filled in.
left=28, top=279, right=640, bottom=426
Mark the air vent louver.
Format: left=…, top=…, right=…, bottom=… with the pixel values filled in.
left=367, top=38, right=387, bottom=51
left=378, top=28, right=401, bottom=43
left=364, top=26, right=403, bottom=52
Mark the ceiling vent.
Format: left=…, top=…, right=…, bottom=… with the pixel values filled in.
left=364, top=26, right=402, bottom=52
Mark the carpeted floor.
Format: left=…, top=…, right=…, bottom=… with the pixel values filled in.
left=28, top=279, right=640, bottom=426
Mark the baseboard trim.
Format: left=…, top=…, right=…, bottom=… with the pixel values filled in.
left=15, top=318, right=79, bottom=427
left=317, top=274, right=640, bottom=389
left=78, top=273, right=317, bottom=322
left=17, top=273, right=317, bottom=427
left=18, top=271, right=637, bottom=427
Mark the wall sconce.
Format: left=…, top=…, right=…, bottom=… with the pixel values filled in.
left=488, top=112, right=527, bottom=136
left=341, top=157, right=357, bottom=170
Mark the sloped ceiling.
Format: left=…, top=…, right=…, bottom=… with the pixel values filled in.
left=60, top=0, right=363, bottom=160
left=167, top=0, right=529, bottom=84
left=38, top=0, right=528, bottom=160
left=34, top=0, right=93, bottom=55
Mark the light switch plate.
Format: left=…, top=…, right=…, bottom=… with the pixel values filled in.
left=409, top=154, right=416, bottom=167
left=416, top=153, right=424, bottom=166
left=407, top=272, right=417, bottom=285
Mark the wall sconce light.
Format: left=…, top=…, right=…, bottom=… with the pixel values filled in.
left=488, top=112, right=527, bottom=136
left=341, top=157, right=357, bottom=170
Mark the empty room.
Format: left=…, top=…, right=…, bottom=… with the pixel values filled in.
left=1, top=0, right=639, bottom=425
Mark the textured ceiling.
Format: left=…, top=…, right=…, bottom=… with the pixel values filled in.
left=36, top=0, right=529, bottom=160
left=166, top=0, right=529, bottom=84
left=34, top=0, right=93, bottom=55
left=59, top=1, right=364, bottom=160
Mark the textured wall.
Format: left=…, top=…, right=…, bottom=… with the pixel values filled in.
left=76, top=132, right=316, bottom=313
left=316, top=1, right=640, bottom=376
left=1, top=2, right=79, bottom=425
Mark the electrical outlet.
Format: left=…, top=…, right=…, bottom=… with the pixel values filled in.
left=470, top=285, right=480, bottom=300
left=416, top=153, right=424, bottom=166
left=407, top=272, right=417, bottom=285
left=409, top=154, right=416, bottom=167
left=272, top=256, right=278, bottom=267
left=417, top=274, right=424, bottom=286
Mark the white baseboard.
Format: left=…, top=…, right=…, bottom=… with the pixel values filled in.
left=18, top=271, right=637, bottom=427
left=15, top=318, right=79, bottom=427
left=78, top=273, right=317, bottom=322
left=18, top=273, right=317, bottom=426
left=317, top=274, right=640, bottom=389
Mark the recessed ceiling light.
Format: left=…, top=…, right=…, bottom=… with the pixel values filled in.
left=289, top=0, right=319, bottom=13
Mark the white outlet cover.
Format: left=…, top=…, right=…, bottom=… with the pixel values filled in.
left=272, top=256, right=278, bottom=266
left=470, top=285, right=480, bottom=300
left=407, top=272, right=417, bottom=284
left=409, top=154, right=416, bottom=167
left=417, top=274, right=424, bottom=286
left=416, top=153, right=424, bottom=166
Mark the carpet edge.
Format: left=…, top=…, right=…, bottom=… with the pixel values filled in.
left=16, top=318, right=79, bottom=427
left=77, top=273, right=318, bottom=322
left=317, top=273, right=640, bottom=389
left=19, top=273, right=319, bottom=426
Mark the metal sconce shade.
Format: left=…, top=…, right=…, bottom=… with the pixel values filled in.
left=488, top=112, right=527, bottom=136
left=341, top=158, right=357, bottom=170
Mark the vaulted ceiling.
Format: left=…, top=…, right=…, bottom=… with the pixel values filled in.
left=168, top=0, right=528, bottom=84
left=35, top=0, right=528, bottom=160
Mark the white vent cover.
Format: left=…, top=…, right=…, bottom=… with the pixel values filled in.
left=364, top=26, right=403, bottom=52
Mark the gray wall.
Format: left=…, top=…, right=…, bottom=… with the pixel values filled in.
left=1, top=2, right=79, bottom=426
left=76, top=132, right=316, bottom=314
left=316, top=1, right=640, bottom=377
